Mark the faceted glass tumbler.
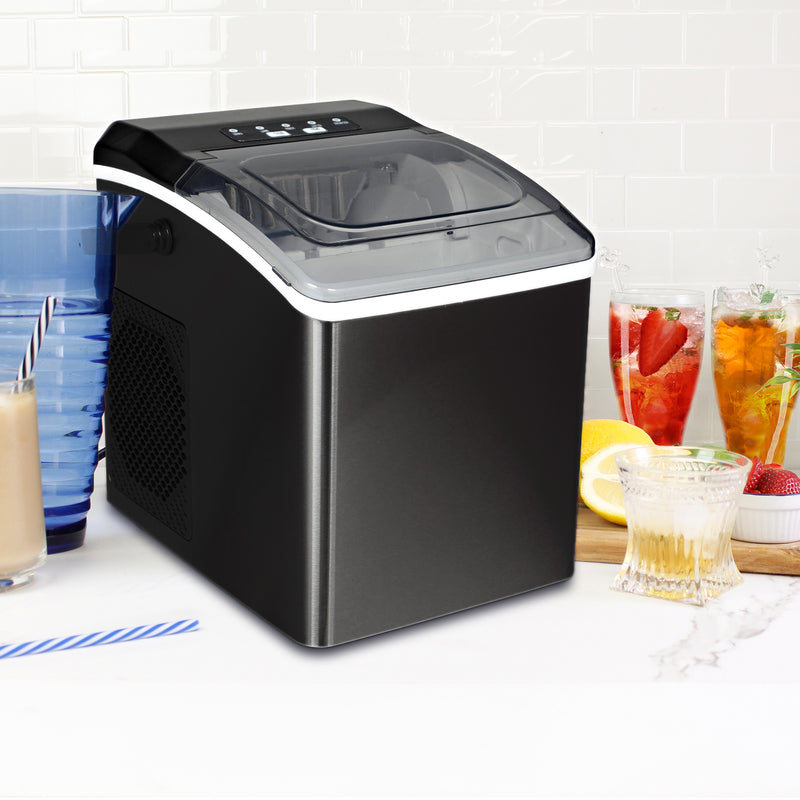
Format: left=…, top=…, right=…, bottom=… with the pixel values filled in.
left=612, top=446, right=750, bottom=606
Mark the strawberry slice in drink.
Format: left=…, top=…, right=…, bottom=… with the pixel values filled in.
left=637, top=309, right=689, bottom=377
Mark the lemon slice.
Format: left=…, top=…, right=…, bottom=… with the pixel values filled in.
left=580, top=419, right=653, bottom=470
left=580, top=442, right=643, bottom=526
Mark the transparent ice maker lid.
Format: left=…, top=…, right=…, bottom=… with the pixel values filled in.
left=177, top=129, right=593, bottom=303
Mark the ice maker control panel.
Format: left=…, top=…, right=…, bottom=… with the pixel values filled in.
left=220, top=116, right=360, bottom=143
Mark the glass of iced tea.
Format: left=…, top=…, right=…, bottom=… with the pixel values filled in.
left=712, top=287, right=800, bottom=465
left=612, top=446, right=750, bottom=606
left=609, top=288, right=705, bottom=445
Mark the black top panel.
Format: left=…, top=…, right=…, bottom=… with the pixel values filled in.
left=94, top=101, right=422, bottom=188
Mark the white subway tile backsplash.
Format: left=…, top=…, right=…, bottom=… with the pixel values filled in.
left=80, top=0, right=167, bottom=11
left=221, top=14, right=311, bottom=67
left=0, top=0, right=72, bottom=11
left=1, top=1, right=798, bottom=459
left=637, top=69, right=725, bottom=120
left=0, top=19, right=28, bottom=68
left=128, top=70, right=216, bottom=116
left=37, top=73, right=127, bottom=123
left=717, top=175, right=800, bottom=229
left=2, top=73, right=125, bottom=124
left=363, top=0, right=444, bottom=8
left=543, top=122, right=681, bottom=172
left=672, top=230, right=761, bottom=284
left=591, top=68, right=634, bottom=120
left=587, top=290, right=611, bottom=351
left=777, top=12, right=800, bottom=65
left=731, top=0, right=799, bottom=9
left=79, top=124, right=109, bottom=179
left=37, top=127, right=80, bottom=179
left=500, top=69, right=588, bottom=121
left=584, top=337, right=614, bottom=389
left=755, top=231, right=800, bottom=280
left=0, top=129, right=35, bottom=179
left=728, top=68, right=800, bottom=119
left=686, top=13, right=773, bottom=66
left=129, top=16, right=216, bottom=53
left=774, top=122, right=800, bottom=171
left=592, top=175, right=626, bottom=229
left=173, top=0, right=259, bottom=9
left=314, top=12, right=407, bottom=66
left=410, top=13, right=497, bottom=65
left=592, top=231, right=673, bottom=283
left=641, top=0, right=724, bottom=8
left=409, top=68, right=497, bottom=120
left=35, top=18, right=127, bottom=69
left=684, top=122, right=771, bottom=173
left=220, top=69, right=312, bottom=108
left=591, top=13, right=682, bottom=66
left=498, top=14, right=589, bottom=66
left=314, top=67, right=408, bottom=107
left=81, top=50, right=169, bottom=70
left=627, top=176, right=715, bottom=229
left=541, top=0, right=635, bottom=9
left=0, top=73, right=35, bottom=119
left=582, top=387, right=621, bottom=424
left=456, top=123, right=542, bottom=175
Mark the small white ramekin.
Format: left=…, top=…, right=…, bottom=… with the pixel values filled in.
left=734, top=493, right=800, bottom=544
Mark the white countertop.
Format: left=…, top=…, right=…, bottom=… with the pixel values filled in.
left=3, top=464, right=800, bottom=798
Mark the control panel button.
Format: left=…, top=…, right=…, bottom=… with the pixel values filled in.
left=219, top=115, right=360, bottom=143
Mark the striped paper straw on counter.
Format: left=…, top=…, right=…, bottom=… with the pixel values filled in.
left=17, top=295, right=57, bottom=381
left=0, top=619, right=199, bottom=659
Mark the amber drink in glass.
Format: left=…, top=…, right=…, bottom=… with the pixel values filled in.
left=712, top=287, right=800, bottom=465
left=612, top=446, right=749, bottom=606
left=609, top=289, right=705, bottom=445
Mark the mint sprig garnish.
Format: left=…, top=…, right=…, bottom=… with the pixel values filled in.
left=760, top=343, right=800, bottom=399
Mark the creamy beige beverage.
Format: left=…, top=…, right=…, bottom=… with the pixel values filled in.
left=0, top=376, right=46, bottom=583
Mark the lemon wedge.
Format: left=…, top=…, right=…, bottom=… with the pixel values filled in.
left=579, top=442, right=644, bottom=526
left=580, top=419, right=653, bottom=470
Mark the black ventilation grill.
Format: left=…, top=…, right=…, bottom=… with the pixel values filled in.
left=106, top=290, right=191, bottom=540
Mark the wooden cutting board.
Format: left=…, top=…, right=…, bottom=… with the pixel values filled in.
left=575, top=505, right=800, bottom=576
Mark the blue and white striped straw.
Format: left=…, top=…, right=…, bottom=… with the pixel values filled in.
left=17, top=295, right=57, bottom=381
left=0, top=619, right=199, bottom=659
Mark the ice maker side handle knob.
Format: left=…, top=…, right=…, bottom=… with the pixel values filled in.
left=119, top=219, right=174, bottom=256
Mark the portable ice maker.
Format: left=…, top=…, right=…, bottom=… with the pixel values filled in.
left=93, top=100, right=595, bottom=647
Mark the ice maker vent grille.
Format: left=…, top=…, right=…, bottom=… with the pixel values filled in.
left=107, top=290, right=191, bottom=540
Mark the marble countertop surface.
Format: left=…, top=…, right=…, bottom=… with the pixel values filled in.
left=3, top=465, right=799, bottom=798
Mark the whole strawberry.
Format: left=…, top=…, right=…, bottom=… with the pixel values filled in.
left=754, top=466, right=800, bottom=496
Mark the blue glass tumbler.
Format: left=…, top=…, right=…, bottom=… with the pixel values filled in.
left=0, top=188, right=139, bottom=553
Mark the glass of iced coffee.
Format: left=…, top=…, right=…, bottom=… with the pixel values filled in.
left=0, top=367, right=46, bottom=589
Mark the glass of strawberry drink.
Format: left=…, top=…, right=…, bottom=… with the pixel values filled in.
left=609, top=288, right=705, bottom=445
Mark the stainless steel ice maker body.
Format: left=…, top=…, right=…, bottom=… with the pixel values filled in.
left=94, top=100, right=594, bottom=646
